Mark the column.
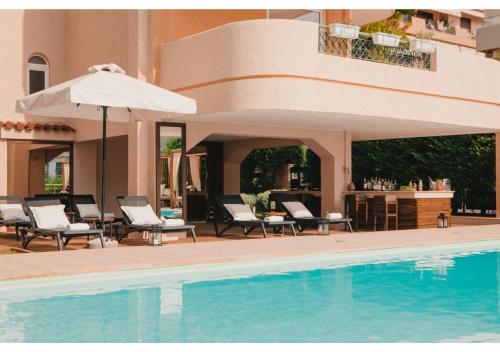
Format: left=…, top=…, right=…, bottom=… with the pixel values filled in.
left=0, top=140, right=7, bottom=195
left=128, top=119, right=151, bottom=197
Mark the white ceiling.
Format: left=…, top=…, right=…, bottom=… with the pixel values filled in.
left=172, top=109, right=494, bottom=141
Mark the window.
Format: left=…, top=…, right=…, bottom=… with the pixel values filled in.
left=27, top=55, right=49, bottom=94
left=460, top=17, right=472, bottom=32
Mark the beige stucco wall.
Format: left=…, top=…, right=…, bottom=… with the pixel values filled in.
left=477, top=10, right=500, bottom=53
left=73, top=140, right=97, bottom=197
left=184, top=120, right=351, bottom=213
left=161, top=20, right=499, bottom=133
left=7, top=143, right=30, bottom=196
left=0, top=10, right=67, bottom=120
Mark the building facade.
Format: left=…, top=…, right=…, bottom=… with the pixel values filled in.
left=0, top=9, right=499, bottom=219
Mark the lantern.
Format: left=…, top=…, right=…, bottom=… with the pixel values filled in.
left=318, top=220, right=330, bottom=236
left=148, top=230, right=163, bottom=246
left=438, top=212, right=448, bottom=229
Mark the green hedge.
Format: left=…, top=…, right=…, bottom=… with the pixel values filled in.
left=352, top=134, right=496, bottom=215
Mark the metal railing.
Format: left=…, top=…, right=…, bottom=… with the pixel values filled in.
left=319, top=27, right=432, bottom=71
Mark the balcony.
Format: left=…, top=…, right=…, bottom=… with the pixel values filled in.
left=405, top=16, right=477, bottom=48
left=318, top=27, right=432, bottom=70
left=161, top=19, right=500, bottom=137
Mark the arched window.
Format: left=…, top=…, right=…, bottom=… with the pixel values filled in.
left=27, top=55, right=49, bottom=94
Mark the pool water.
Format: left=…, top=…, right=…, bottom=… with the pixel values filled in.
left=160, top=209, right=175, bottom=218
left=1, top=248, right=500, bottom=342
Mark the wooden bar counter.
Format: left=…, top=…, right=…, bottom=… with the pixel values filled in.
left=343, top=191, right=454, bottom=229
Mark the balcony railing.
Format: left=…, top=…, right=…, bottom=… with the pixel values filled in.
left=319, top=28, right=432, bottom=71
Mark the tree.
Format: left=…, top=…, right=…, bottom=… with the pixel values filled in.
left=241, top=146, right=308, bottom=194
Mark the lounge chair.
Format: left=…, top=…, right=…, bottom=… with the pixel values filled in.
left=71, top=194, right=121, bottom=239
left=213, top=195, right=297, bottom=238
left=272, top=194, right=353, bottom=233
left=116, top=196, right=196, bottom=243
left=0, top=196, right=31, bottom=240
left=21, top=198, right=104, bottom=251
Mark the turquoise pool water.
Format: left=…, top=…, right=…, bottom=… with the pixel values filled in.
left=160, top=209, right=175, bottom=217
left=1, top=246, right=500, bottom=342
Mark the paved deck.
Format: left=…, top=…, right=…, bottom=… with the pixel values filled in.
left=1, top=224, right=500, bottom=281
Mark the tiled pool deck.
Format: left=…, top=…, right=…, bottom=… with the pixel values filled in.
left=1, top=224, right=500, bottom=281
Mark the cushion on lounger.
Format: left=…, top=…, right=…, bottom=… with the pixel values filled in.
left=162, top=218, right=185, bottom=227
left=1, top=208, right=29, bottom=222
left=223, top=204, right=258, bottom=221
left=121, top=205, right=162, bottom=225
left=326, top=213, right=343, bottom=220
left=29, top=204, right=70, bottom=229
left=0, top=204, right=24, bottom=219
left=76, top=204, right=100, bottom=218
left=67, top=223, right=90, bottom=231
left=282, top=201, right=314, bottom=218
left=264, top=215, right=284, bottom=223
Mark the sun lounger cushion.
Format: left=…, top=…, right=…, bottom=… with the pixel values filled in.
left=264, top=215, right=284, bottom=223
left=67, top=223, right=90, bottom=231
left=224, top=204, right=258, bottom=221
left=282, top=201, right=314, bottom=218
left=0, top=204, right=24, bottom=218
left=1, top=208, right=29, bottom=222
left=76, top=204, right=100, bottom=218
left=121, top=205, right=162, bottom=225
left=30, top=204, right=70, bottom=229
left=163, top=218, right=185, bottom=227
left=326, top=213, right=343, bottom=220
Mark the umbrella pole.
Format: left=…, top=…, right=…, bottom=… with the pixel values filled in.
left=101, top=106, right=108, bottom=239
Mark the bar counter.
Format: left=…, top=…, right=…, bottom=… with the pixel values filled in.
left=343, top=191, right=454, bottom=229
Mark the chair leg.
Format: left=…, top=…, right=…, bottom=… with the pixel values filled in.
left=99, top=233, right=105, bottom=248
left=346, top=221, right=353, bottom=233
left=56, top=232, right=63, bottom=251
left=212, top=222, right=219, bottom=236
left=260, top=223, right=267, bottom=238
left=190, top=228, right=197, bottom=242
left=290, top=224, right=297, bottom=236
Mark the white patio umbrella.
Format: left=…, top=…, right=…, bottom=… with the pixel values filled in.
left=16, top=63, right=196, bottom=226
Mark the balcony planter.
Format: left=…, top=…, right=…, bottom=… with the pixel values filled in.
left=371, top=32, right=401, bottom=47
left=409, top=39, right=436, bottom=53
left=328, top=23, right=360, bottom=39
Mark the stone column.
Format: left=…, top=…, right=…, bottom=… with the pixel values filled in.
left=128, top=119, right=151, bottom=197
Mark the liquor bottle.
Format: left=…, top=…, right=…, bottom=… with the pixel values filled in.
left=363, top=177, right=367, bottom=190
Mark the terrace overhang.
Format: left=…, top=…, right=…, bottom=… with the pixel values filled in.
left=161, top=19, right=500, bottom=141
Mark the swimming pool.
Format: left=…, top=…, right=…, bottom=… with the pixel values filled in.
left=1, top=242, right=500, bottom=342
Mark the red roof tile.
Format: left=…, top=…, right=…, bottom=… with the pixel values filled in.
left=0, top=120, right=75, bottom=133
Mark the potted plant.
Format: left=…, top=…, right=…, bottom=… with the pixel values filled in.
left=329, top=20, right=360, bottom=40
left=371, top=32, right=401, bottom=47
left=409, top=30, right=436, bottom=53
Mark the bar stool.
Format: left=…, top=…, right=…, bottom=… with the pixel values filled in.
left=373, top=195, right=398, bottom=231
left=345, top=194, right=369, bottom=231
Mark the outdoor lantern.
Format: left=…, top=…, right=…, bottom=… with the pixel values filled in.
left=318, top=220, right=330, bottom=236
left=148, top=230, right=163, bottom=246
left=438, top=212, right=449, bottom=229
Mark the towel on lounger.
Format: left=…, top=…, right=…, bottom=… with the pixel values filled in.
left=326, top=213, right=343, bottom=221
left=264, top=215, right=284, bottom=223
left=67, top=223, right=90, bottom=231
left=162, top=218, right=185, bottom=227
